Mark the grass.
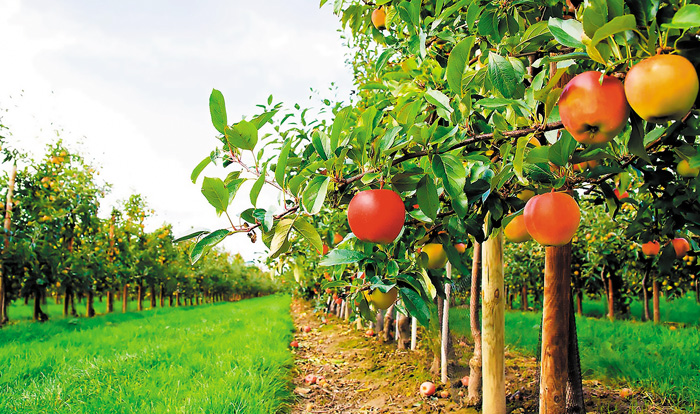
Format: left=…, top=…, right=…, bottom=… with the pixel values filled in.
left=0, top=294, right=296, bottom=414
left=451, top=307, right=700, bottom=411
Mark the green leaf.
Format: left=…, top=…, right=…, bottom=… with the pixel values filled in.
left=293, top=217, right=323, bottom=254
left=446, top=36, right=476, bottom=96
left=376, top=48, right=396, bottom=73
left=270, top=218, right=295, bottom=258
left=589, top=15, right=637, bottom=51
left=513, top=135, right=530, bottom=184
left=174, top=230, right=209, bottom=243
left=629, top=112, right=652, bottom=163
left=209, top=89, right=227, bottom=135
left=662, top=4, right=700, bottom=29
left=250, top=170, right=266, bottom=206
left=302, top=176, right=330, bottom=215
left=379, top=126, right=403, bottom=152
left=191, top=156, right=211, bottom=184
left=417, top=175, right=439, bottom=222
left=320, top=249, right=369, bottom=266
left=399, top=286, right=430, bottom=327
left=311, top=129, right=331, bottom=160
left=201, top=177, right=229, bottom=212
left=275, top=141, right=291, bottom=187
left=225, top=120, right=258, bottom=151
left=331, top=106, right=352, bottom=151
left=190, top=229, right=230, bottom=264
left=432, top=154, right=468, bottom=218
left=582, top=0, right=608, bottom=38
left=424, top=89, right=453, bottom=113
left=548, top=18, right=584, bottom=49
left=225, top=177, right=246, bottom=204
left=548, top=130, right=578, bottom=167
left=488, top=52, right=517, bottom=98
left=252, top=109, right=278, bottom=129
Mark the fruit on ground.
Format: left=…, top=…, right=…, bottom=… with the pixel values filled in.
left=641, top=241, right=660, bottom=257
left=558, top=71, right=629, bottom=145
left=422, top=243, right=448, bottom=269
left=304, top=374, right=317, bottom=385
left=333, top=233, right=344, bottom=244
left=363, top=287, right=398, bottom=309
left=348, top=189, right=406, bottom=244
left=371, top=8, right=386, bottom=30
left=677, top=159, right=700, bottom=178
left=624, top=54, right=699, bottom=123
left=504, top=214, right=532, bottom=243
left=365, top=328, right=375, bottom=336
left=614, top=188, right=629, bottom=199
left=420, top=381, right=436, bottom=397
left=672, top=238, right=691, bottom=258
left=454, top=243, right=466, bottom=253
left=302, top=325, right=311, bottom=333
left=290, top=340, right=299, bottom=348
left=460, top=376, right=469, bottom=387
left=439, top=390, right=450, bottom=398
left=524, top=192, right=581, bottom=246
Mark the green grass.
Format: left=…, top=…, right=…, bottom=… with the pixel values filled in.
left=451, top=307, right=700, bottom=411
left=0, top=295, right=296, bottom=414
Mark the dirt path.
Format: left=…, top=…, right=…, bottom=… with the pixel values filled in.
left=288, top=299, right=682, bottom=413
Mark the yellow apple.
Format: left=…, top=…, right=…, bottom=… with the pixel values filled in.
left=677, top=159, right=699, bottom=178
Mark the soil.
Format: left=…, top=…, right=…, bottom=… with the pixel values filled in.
left=289, top=299, right=685, bottom=414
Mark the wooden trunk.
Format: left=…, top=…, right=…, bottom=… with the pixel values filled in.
left=539, top=244, right=571, bottom=414
left=521, top=284, right=528, bottom=311
left=482, top=232, right=505, bottom=414
left=467, top=242, right=482, bottom=406
left=106, top=291, right=113, bottom=313
left=86, top=291, right=95, bottom=317
left=122, top=284, right=128, bottom=313
left=607, top=275, right=614, bottom=320
left=576, top=291, right=583, bottom=316
left=137, top=284, right=143, bottom=311
left=653, top=279, right=660, bottom=324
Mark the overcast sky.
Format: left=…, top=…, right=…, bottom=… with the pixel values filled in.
left=0, top=0, right=355, bottom=264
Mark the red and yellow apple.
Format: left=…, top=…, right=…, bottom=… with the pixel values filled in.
left=671, top=237, right=691, bottom=258
left=371, top=8, right=386, bottom=30
left=363, top=287, right=398, bottom=309
left=503, top=214, right=532, bottom=243
left=422, top=243, right=448, bottom=269
left=641, top=241, right=660, bottom=257
left=558, top=71, right=630, bottom=145
left=677, top=159, right=699, bottom=178
left=420, top=381, right=436, bottom=397
left=523, top=192, right=581, bottom=246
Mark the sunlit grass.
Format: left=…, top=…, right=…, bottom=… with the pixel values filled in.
left=0, top=295, right=295, bottom=414
left=451, top=307, right=700, bottom=411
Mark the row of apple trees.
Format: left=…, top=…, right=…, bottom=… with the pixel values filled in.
left=187, top=0, right=700, bottom=410
left=0, top=139, right=278, bottom=325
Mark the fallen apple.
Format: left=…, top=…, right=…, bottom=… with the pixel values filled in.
left=420, top=381, right=436, bottom=397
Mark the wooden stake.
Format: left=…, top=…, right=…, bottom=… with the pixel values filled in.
left=441, top=261, right=452, bottom=384
left=539, top=243, right=571, bottom=414
left=653, top=279, right=660, bottom=324
left=467, top=242, right=483, bottom=405
left=482, top=229, right=505, bottom=414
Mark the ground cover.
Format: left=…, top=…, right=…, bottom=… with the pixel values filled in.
left=0, top=294, right=295, bottom=414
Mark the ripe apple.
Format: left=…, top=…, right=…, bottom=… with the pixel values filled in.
left=371, top=8, right=386, bottom=30
left=290, top=340, right=299, bottom=348
left=365, top=328, right=375, bottom=337
left=363, top=287, right=398, bottom=309
left=523, top=192, right=581, bottom=246
left=322, top=244, right=329, bottom=255
left=304, top=374, right=317, bottom=385
left=672, top=238, right=691, bottom=258
left=302, top=326, right=311, bottom=333
left=504, top=214, right=532, bottom=243
left=420, top=381, right=436, bottom=397
left=333, top=233, right=344, bottom=244
left=641, top=241, right=660, bottom=257
left=624, top=54, right=699, bottom=123
left=558, top=71, right=629, bottom=145
left=460, top=376, right=469, bottom=387
left=439, top=390, right=450, bottom=398
left=677, top=159, right=700, bottom=178
left=613, top=188, right=630, bottom=200
left=347, top=189, right=406, bottom=244
left=422, top=243, right=448, bottom=269
left=454, top=243, right=467, bottom=253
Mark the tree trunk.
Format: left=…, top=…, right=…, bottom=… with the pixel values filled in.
left=576, top=290, right=583, bottom=316
left=441, top=262, right=453, bottom=384
left=137, top=283, right=143, bottom=311
left=106, top=291, right=113, bottom=313
left=63, top=290, right=70, bottom=317
left=467, top=242, right=483, bottom=406
left=0, top=164, right=17, bottom=326
left=70, top=292, right=77, bottom=316
left=24, top=295, right=30, bottom=305
left=150, top=285, right=156, bottom=308
left=33, top=289, right=48, bottom=321
left=54, top=292, right=60, bottom=304
left=122, top=284, right=128, bottom=313
left=641, top=270, right=650, bottom=321
left=169, top=294, right=173, bottom=307
left=397, top=314, right=411, bottom=349
left=521, top=284, right=528, bottom=311
left=653, top=279, right=660, bottom=324
left=695, top=280, right=699, bottom=304
left=539, top=244, right=571, bottom=414
left=160, top=285, right=165, bottom=307
left=86, top=291, right=95, bottom=317
left=176, top=292, right=181, bottom=307
left=383, top=304, right=395, bottom=343
left=607, top=275, right=614, bottom=320
left=482, top=231, right=505, bottom=414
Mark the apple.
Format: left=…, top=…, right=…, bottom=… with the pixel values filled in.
left=558, top=71, right=629, bottom=145
left=363, top=287, right=398, bottom=309
left=419, top=381, right=436, bottom=397
left=624, top=54, right=699, bottom=123
left=504, top=214, right=532, bottom=243
left=371, top=8, right=386, bottom=30
left=523, top=192, right=581, bottom=246
left=460, top=376, right=469, bottom=387
left=302, top=326, right=311, bottom=333
left=290, top=340, right=299, bottom=348
left=671, top=238, right=691, bottom=258
left=422, top=243, right=448, bottom=269
left=613, top=188, right=629, bottom=200
left=347, top=189, right=406, bottom=244
left=677, top=159, right=699, bottom=178
left=333, top=233, right=344, bottom=244
left=304, top=374, right=317, bottom=385
left=365, top=328, right=375, bottom=337
left=454, top=243, right=467, bottom=253
left=439, top=390, right=450, bottom=398
left=641, top=241, right=660, bottom=257
left=322, top=244, right=329, bottom=255
left=517, top=189, right=535, bottom=201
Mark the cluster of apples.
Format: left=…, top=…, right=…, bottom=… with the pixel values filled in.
left=558, top=54, right=699, bottom=145
left=641, top=237, right=691, bottom=259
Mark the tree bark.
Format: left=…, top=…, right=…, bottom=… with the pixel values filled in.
left=122, top=284, right=128, bottom=313
left=86, top=291, right=95, bottom=317
left=467, top=242, right=483, bottom=406
left=653, top=279, right=660, bottom=324
left=521, top=284, right=528, bottom=311
left=482, top=231, right=505, bottom=414
left=397, top=314, right=411, bottom=349
left=539, top=244, right=571, bottom=414
left=695, top=280, right=699, bottom=304
left=641, top=270, right=650, bottom=322
left=576, top=291, right=583, bottom=316
left=0, top=164, right=17, bottom=326
left=383, top=303, right=395, bottom=343
left=137, top=283, right=143, bottom=311
left=150, top=285, right=156, bottom=308
left=106, top=291, right=113, bottom=313
left=160, top=285, right=165, bottom=307
left=63, top=290, right=70, bottom=317
left=33, top=289, right=48, bottom=321
left=169, top=294, right=173, bottom=307
left=607, top=275, right=615, bottom=320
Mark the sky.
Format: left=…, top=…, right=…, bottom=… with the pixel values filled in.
left=0, top=0, right=355, bottom=264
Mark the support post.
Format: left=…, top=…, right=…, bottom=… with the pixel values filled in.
left=441, top=262, right=452, bottom=384
left=482, top=229, right=505, bottom=414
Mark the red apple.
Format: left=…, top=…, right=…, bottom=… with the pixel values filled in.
left=672, top=238, right=691, bottom=258
left=290, top=340, right=299, bottom=348
left=302, top=326, right=311, bottom=333
left=558, top=71, right=629, bottom=145
left=420, top=381, right=436, bottom=397
left=304, top=374, right=317, bottom=385
left=439, top=390, right=450, bottom=398
left=641, top=241, right=660, bottom=257
left=347, top=189, right=406, bottom=244
left=365, top=329, right=375, bottom=337
left=460, top=376, right=469, bottom=387
left=523, top=192, right=581, bottom=246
